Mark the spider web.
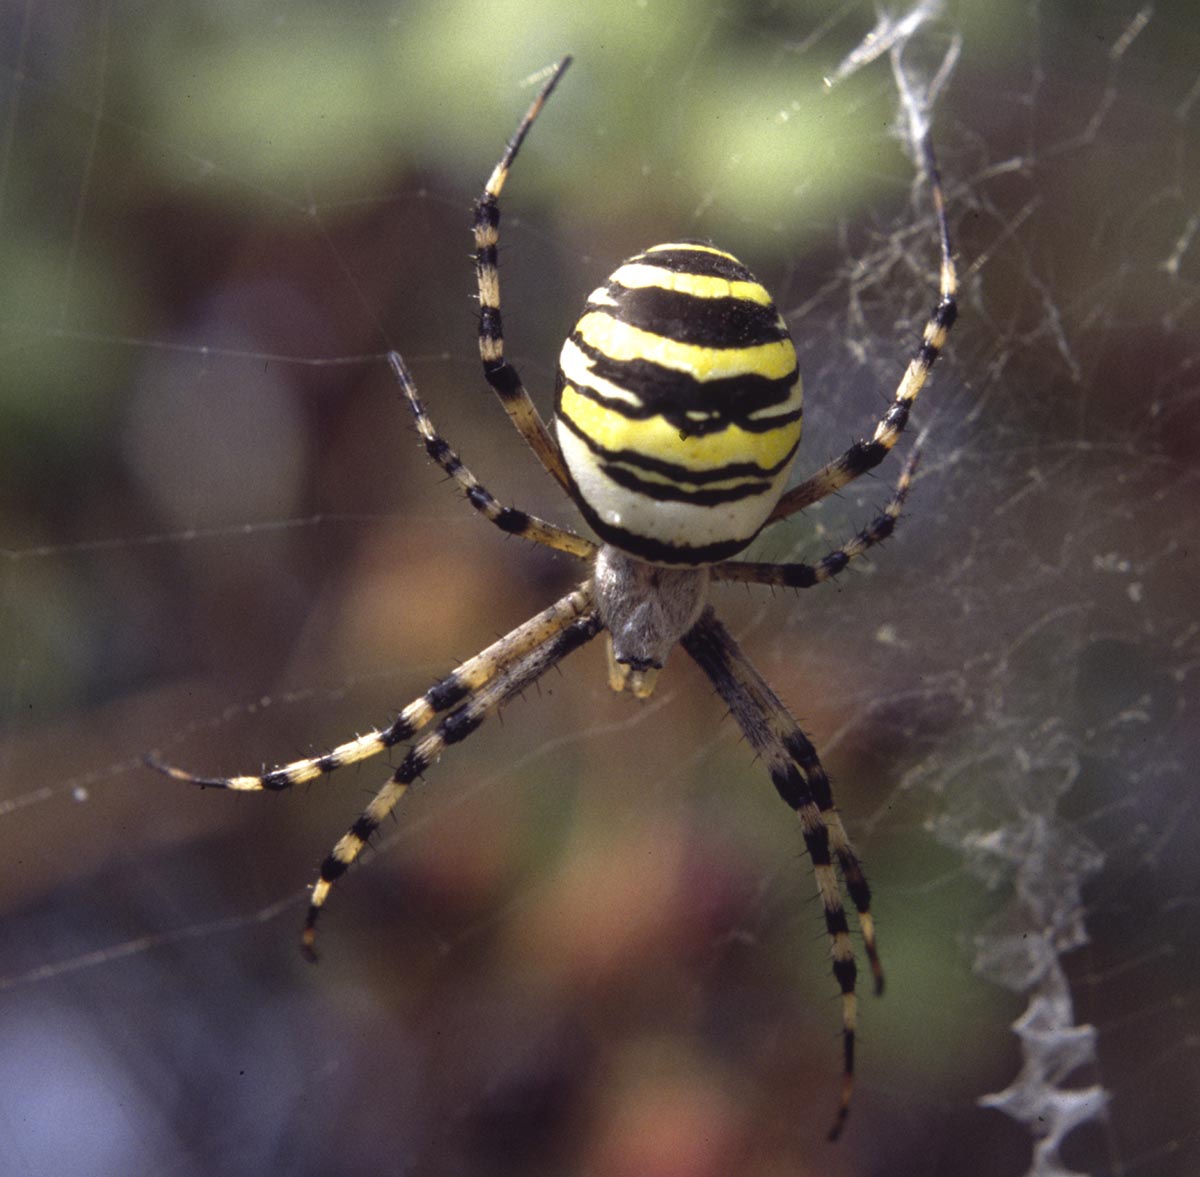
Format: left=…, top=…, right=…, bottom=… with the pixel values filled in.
left=1, top=3, right=1196, bottom=1176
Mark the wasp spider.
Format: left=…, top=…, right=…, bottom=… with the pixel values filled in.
left=150, top=56, right=957, bottom=1139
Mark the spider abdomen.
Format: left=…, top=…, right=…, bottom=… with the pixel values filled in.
left=555, top=242, right=802, bottom=566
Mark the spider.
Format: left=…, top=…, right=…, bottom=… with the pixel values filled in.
left=150, top=55, right=956, bottom=1140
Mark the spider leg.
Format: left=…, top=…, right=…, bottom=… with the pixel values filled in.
left=390, top=352, right=595, bottom=561
left=681, top=606, right=882, bottom=1142
left=146, top=586, right=596, bottom=792
left=475, top=56, right=574, bottom=494
left=712, top=442, right=919, bottom=588
left=302, top=583, right=602, bottom=958
left=765, top=130, right=956, bottom=525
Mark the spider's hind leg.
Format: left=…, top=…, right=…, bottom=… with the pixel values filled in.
left=473, top=56, right=574, bottom=494
left=713, top=440, right=921, bottom=589
left=390, top=352, right=595, bottom=562
left=764, top=128, right=957, bottom=526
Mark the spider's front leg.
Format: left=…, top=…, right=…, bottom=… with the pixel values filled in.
left=681, top=607, right=882, bottom=1141
left=300, top=584, right=602, bottom=959
left=146, top=589, right=598, bottom=795
left=148, top=584, right=602, bottom=958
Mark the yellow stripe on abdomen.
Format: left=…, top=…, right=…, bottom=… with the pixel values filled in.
left=573, top=311, right=797, bottom=382
left=558, top=385, right=800, bottom=479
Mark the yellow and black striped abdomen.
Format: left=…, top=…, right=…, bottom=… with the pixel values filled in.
left=555, top=243, right=802, bottom=565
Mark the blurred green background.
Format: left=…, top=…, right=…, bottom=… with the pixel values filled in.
left=1, top=2, right=1196, bottom=1175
